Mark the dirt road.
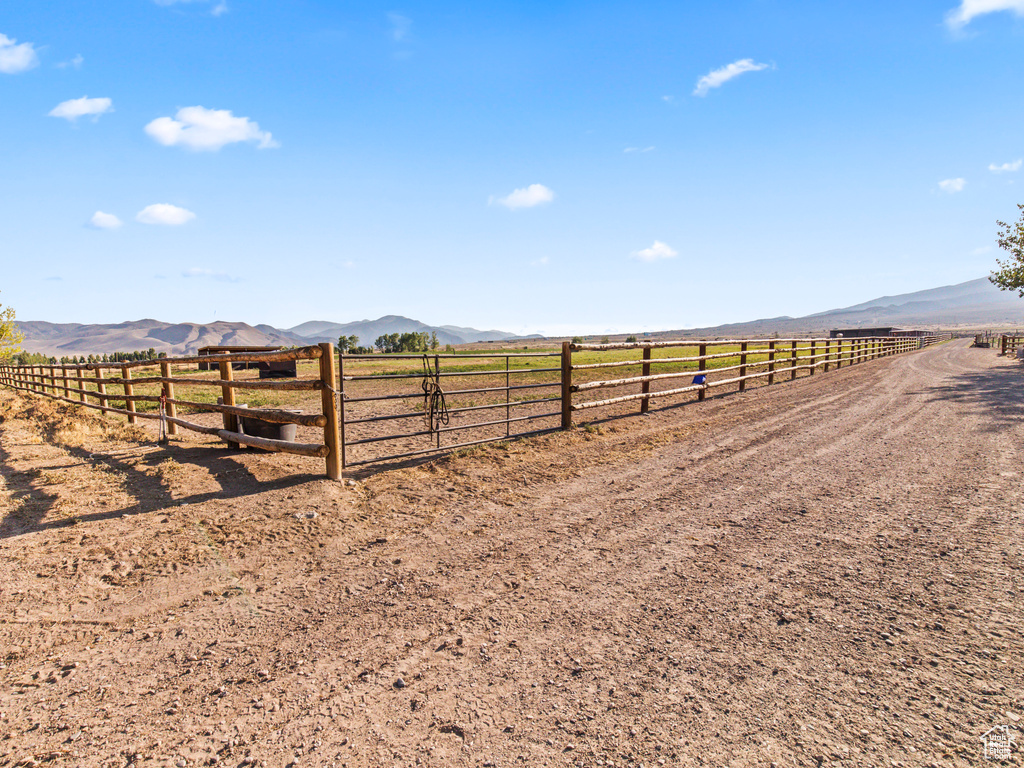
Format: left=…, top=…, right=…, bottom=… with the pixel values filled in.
left=1, top=338, right=1022, bottom=767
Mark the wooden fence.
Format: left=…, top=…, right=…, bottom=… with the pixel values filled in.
left=1000, top=334, right=1024, bottom=356
left=560, top=334, right=951, bottom=425
left=0, top=344, right=342, bottom=479
left=0, top=333, right=951, bottom=476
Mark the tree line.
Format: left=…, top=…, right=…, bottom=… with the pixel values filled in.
left=337, top=332, right=441, bottom=354
left=7, top=348, right=169, bottom=366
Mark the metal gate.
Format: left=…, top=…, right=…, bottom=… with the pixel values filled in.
left=339, top=351, right=563, bottom=467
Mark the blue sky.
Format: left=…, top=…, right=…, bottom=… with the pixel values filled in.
left=3, top=0, right=1024, bottom=336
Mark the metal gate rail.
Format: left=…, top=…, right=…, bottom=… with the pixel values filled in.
left=340, top=351, right=562, bottom=467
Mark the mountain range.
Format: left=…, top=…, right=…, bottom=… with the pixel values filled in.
left=16, top=277, right=1024, bottom=356
left=669, top=276, right=1023, bottom=338
left=16, top=316, right=522, bottom=357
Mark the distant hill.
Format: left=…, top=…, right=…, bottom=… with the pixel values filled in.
left=657, top=277, right=1024, bottom=339
left=16, top=316, right=520, bottom=357
left=286, top=316, right=519, bottom=346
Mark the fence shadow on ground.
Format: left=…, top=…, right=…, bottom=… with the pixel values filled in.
left=914, top=358, right=1024, bottom=432
left=0, top=438, right=317, bottom=540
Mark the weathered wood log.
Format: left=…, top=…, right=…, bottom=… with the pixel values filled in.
left=216, top=429, right=329, bottom=457
left=176, top=399, right=325, bottom=427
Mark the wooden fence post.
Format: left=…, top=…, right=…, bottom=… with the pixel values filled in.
left=338, top=351, right=347, bottom=469
left=319, top=342, right=342, bottom=480
left=1002, top=334, right=1008, bottom=356
left=122, top=365, right=137, bottom=425
left=809, top=340, right=816, bottom=375
left=95, top=368, right=107, bottom=408
left=218, top=359, right=238, bottom=448
left=768, top=341, right=776, bottom=384
left=61, top=366, right=69, bottom=399
left=78, top=367, right=87, bottom=403
left=561, top=341, right=572, bottom=429
left=160, top=361, right=178, bottom=436
left=698, top=343, right=707, bottom=401
left=640, top=346, right=652, bottom=413
left=738, top=342, right=748, bottom=392
left=824, top=339, right=831, bottom=372
left=790, top=340, right=798, bottom=380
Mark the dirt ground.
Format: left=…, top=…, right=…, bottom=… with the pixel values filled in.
left=1, top=338, right=1023, bottom=768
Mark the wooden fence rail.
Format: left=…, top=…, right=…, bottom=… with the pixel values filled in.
left=0, top=344, right=342, bottom=479
left=0, top=333, right=953, bottom=475
left=1000, top=334, right=1024, bottom=356
left=561, top=334, right=952, bottom=422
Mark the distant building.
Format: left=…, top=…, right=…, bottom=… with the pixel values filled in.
left=198, top=345, right=282, bottom=370
left=829, top=327, right=932, bottom=339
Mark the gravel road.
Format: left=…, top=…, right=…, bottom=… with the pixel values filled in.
left=1, top=338, right=1022, bottom=768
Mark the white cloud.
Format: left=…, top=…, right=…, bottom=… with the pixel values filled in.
left=388, top=13, right=412, bottom=41
left=153, top=0, right=226, bottom=12
left=491, top=184, right=555, bottom=210
left=145, top=106, right=278, bottom=151
left=531, top=256, right=550, bottom=267
left=182, top=267, right=239, bottom=282
left=624, top=146, right=655, bottom=153
left=136, top=204, right=196, bottom=226
left=630, top=241, right=678, bottom=262
left=89, top=211, right=123, bottom=230
left=946, top=0, right=1024, bottom=29
left=938, top=177, right=966, bottom=193
left=0, top=33, right=39, bottom=74
left=693, top=58, right=770, bottom=97
left=55, top=54, right=84, bottom=70
left=49, top=96, right=113, bottom=122
left=989, top=159, right=1022, bottom=173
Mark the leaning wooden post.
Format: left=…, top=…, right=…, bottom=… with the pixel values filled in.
left=561, top=342, right=573, bottom=429
left=122, top=365, right=137, bottom=425
left=790, top=340, right=798, bottom=380
left=94, top=367, right=107, bottom=408
left=218, top=359, right=238, bottom=448
left=768, top=341, right=776, bottom=384
left=640, top=346, right=652, bottom=413
left=697, top=343, right=707, bottom=401
left=319, top=342, right=342, bottom=480
left=738, top=342, right=748, bottom=392
left=160, top=361, right=178, bottom=436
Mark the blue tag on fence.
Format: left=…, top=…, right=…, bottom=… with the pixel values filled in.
left=692, top=374, right=707, bottom=385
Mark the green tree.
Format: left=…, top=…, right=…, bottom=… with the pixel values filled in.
left=625, top=335, right=638, bottom=343
left=430, top=332, right=439, bottom=351
left=0, top=293, right=24, bottom=361
left=990, top=203, right=1024, bottom=296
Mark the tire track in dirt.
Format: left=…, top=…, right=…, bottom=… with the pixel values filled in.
left=2, top=340, right=1024, bottom=768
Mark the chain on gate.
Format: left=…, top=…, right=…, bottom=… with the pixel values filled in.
left=421, top=354, right=449, bottom=434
